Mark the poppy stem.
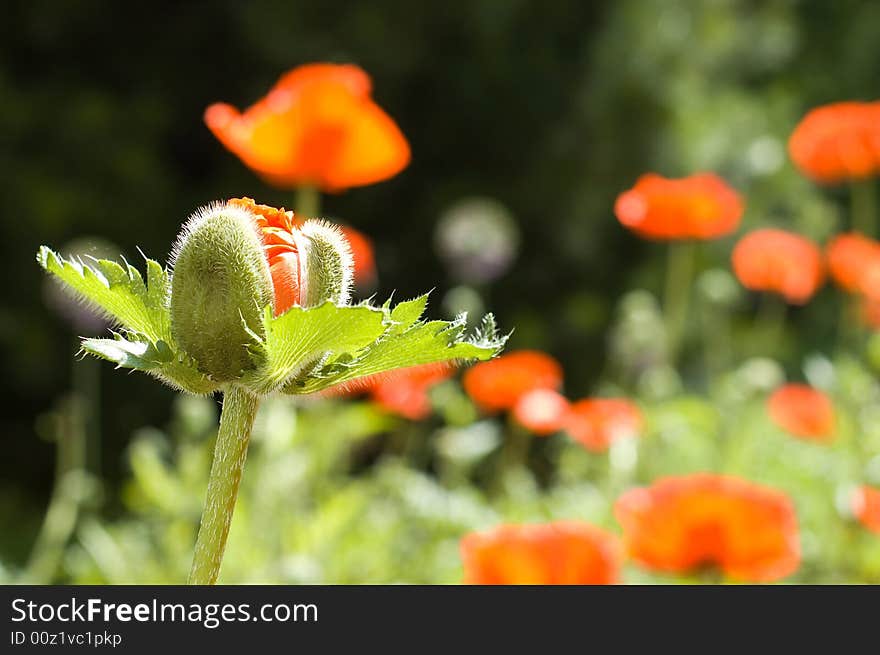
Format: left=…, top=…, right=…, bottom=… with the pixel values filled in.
left=296, top=185, right=321, bottom=219
left=188, top=385, right=259, bottom=585
left=850, top=180, right=876, bottom=236
left=757, top=292, right=787, bottom=356
left=21, top=392, right=88, bottom=583
left=664, top=241, right=696, bottom=363
left=493, top=421, right=532, bottom=494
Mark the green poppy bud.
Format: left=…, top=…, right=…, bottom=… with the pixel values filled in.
left=169, top=202, right=273, bottom=382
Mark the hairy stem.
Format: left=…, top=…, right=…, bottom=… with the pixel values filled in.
left=851, top=179, right=876, bottom=236
left=296, top=185, right=321, bottom=219
left=664, top=241, right=696, bottom=363
left=188, top=386, right=259, bottom=585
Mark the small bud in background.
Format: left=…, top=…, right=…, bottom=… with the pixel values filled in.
left=170, top=202, right=274, bottom=382
left=434, top=197, right=520, bottom=284
left=697, top=268, right=743, bottom=308
left=608, top=290, right=668, bottom=383
left=441, top=285, right=484, bottom=323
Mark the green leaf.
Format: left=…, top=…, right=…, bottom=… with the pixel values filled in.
left=387, top=294, right=429, bottom=334
left=37, top=246, right=172, bottom=344
left=81, top=334, right=216, bottom=395
left=81, top=335, right=171, bottom=370
left=243, top=301, right=389, bottom=394
left=284, top=305, right=507, bottom=395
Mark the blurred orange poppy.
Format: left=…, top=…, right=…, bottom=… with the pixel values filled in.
left=731, top=228, right=825, bottom=304
left=512, top=389, right=571, bottom=436
left=788, top=101, right=880, bottom=184
left=614, top=173, right=744, bottom=240
left=462, top=350, right=563, bottom=413
left=767, top=384, right=835, bottom=442
left=860, top=296, right=880, bottom=330
left=564, top=398, right=643, bottom=452
left=852, top=485, right=880, bottom=534
left=367, top=364, right=453, bottom=420
left=205, top=63, right=410, bottom=192
left=614, top=473, right=800, bottom=582
left=460, top=521, right=621, bottom=585
left=338, top=224, right=377, bottom=288
left=826, top=232, right=880, bottom=299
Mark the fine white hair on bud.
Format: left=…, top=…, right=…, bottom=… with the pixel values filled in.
left=295, top=219, right=355, bottom=307
left=169, top=202, right=274, bottom=382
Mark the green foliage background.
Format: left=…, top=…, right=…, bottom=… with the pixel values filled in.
left=3, top=0, right=880, bottom=581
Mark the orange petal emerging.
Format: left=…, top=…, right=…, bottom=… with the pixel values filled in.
left=460, top=521, right=621, bottom=585
left=614, top=173, right=743, bottom=240
left=767, top=384, right=835, bottom=442
left=512, top=389, right=571, bottom=436
left=205, top=63, right=410, bottom=192
left=852, top=485, right=880, bottom=534
left=788, top=101, right=880, bottom=184
left=731, top=228, right=825, bottom=304
left=564, top=398, right=643, bottom=453
left=462, top=350, right=564, bottom=413
left=614, top=473, right=800, bottom=582
left=227, top=197, right=303, bottom=315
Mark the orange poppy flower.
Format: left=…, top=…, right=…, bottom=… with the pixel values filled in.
left=614, top=173, right=744, bottom=240
left=826, top=232, right=880, bottom=299
left=852, top=485, right=880, bottom=534
left=512, top=389, right=571, bottom=436
left=614, top=473, right=800, bottom=582
left=564, top=398, right=643, bottom=453
left=731, top=228, right=825, bottom=304
left=860, top=296, right=880, bottom=330
left=767, top=384, right=835, bottom=442
left=788, top=101, right=880, bottom=184
left=462, top=350, right=563, bottom=413
left=460, top=521, right=621, bottom=585
left=205, top=63, right=410, bottom=192
left=367, top=364, right=453, bottom=420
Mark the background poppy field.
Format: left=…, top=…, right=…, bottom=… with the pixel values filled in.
left=3, top=0, right=880, bottom=584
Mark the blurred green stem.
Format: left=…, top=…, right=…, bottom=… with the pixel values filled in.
left=188, top=386, right=259, bottom=585
left=493, top=422, right=532, bottom=493
left=851, top=179, right=876, bottom=236
left=296, top=185, right=321, bottom=218
left=664, top=241, right=696, bottom=363
left=757, top=292, right=787, bottom=355
left=701, top=304, right=731, bottom=385
left=74, top=354, right=102, bottom=479
left=22, top=394, right=88, bottom=583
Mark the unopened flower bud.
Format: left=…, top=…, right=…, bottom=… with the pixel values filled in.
left=170, top=203, right=274, bottom=382
left=169, top=199, right=354, bottom=382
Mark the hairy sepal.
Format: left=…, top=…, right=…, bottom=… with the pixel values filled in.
left=169, top=203, right=274, bottom=383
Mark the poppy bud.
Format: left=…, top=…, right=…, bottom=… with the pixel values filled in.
left=170, top=203, right=274, bottom=382
left=169, top=201, right=355, bottom=383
